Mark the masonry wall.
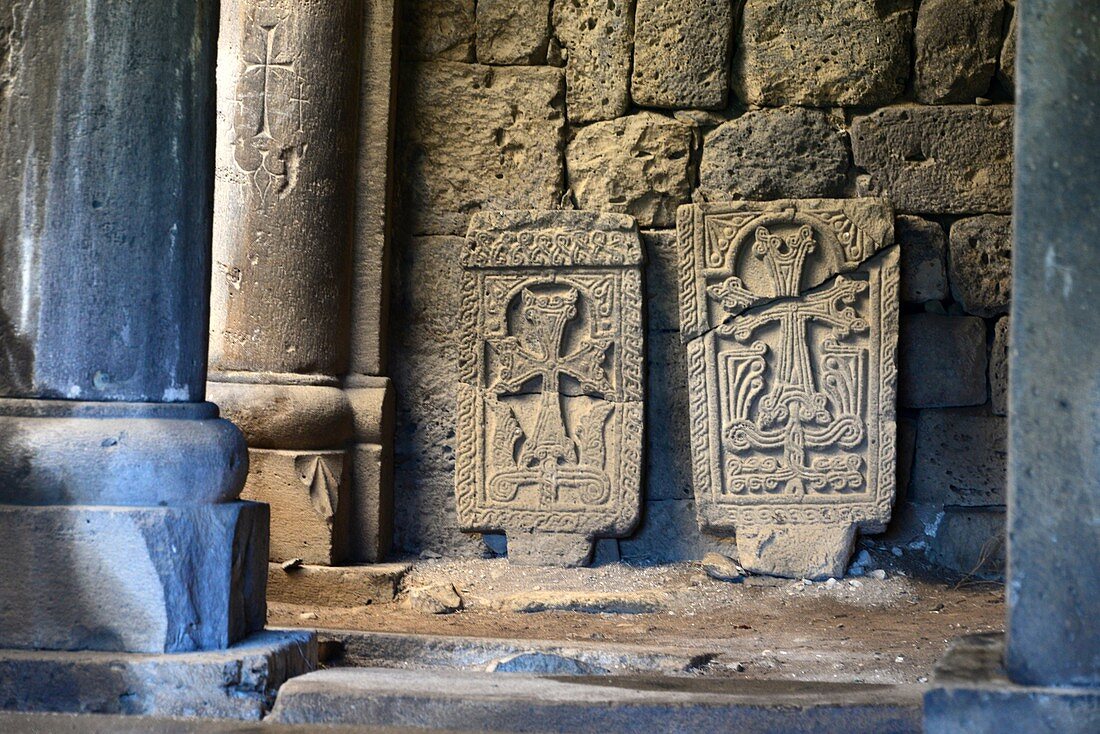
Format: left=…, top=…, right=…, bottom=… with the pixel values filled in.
left=388, top=0, right=1015, bottom=575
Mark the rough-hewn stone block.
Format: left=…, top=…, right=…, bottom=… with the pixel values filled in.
left=567, top=113, right=693, bottom=228
left=852, top=106, right=1013, bottom=214
left=899, top=313, right=987, bottom=408
left=646, top=331, right=693, bottom=501
left=267, top=562, right=409, bottom=607
left=398, top=62, right=565, bottom=235
left=631, top=0, right=732, bottom=109
left=678, top=200, right=898, bottom=579
left=914, top=0, right=1005, bottom=104
left=476, top=0, right=552, bottom=65
left=552, top=0, right=634, bottom=122
left=401, top=0, right=474, bottom=61
left=897, top=215, right=948, bottom=303
left=241, top=448, right=350, bottom=565
left=390, top=236, right=489, bottom=558
left=928, top=506, right=1006, bottom=577
left=641, top=230, right=681, bottom=332
left=732, top=0, right=913, bottom=107
left=455, top=211, right=644, bottom=567
left=698, top=108, right=850, bottom=201
left=910, top=409, right=1007, bottom=507
left=949, top=214, right=1012, bottom=317
left=0, top=503, right=267, bottom=654
left=989, top=317, right=1009, bottom=416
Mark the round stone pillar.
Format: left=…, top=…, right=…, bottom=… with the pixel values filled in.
left=0, top=1, right=263, bottom=654
left=208, top=0, right=363, bottom=566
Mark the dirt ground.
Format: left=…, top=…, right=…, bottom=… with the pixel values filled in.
left=269, top=551, right=1004, bottom=685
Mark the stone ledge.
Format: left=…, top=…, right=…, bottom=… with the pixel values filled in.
left=0, top=630, right=316, bottom=721
left=267, top=562, right=411, bottom=607
left=925, top=634, right=1100, bottom=734
left=269, top=667, right=923, bottom=732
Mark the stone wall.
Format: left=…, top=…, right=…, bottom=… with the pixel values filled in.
left=388, top=0, right=1015, bottom=575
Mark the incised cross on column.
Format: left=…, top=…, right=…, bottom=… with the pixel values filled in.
left=243, top=22, right=296, bottom=140
left=490, top=287, right=611, bottom=472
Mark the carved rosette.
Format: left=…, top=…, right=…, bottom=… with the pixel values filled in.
left=677, top=200, right=899, bottom=577
left=456, top=211, right=644, bottom=566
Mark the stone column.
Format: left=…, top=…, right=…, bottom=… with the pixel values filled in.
left=925, top=2, right=1100, bottom=730
left=208, top=1, right=363, bottom=567
left=345, top=0, right=399, bottom=564
left=0, top=0, right=312, bottom=717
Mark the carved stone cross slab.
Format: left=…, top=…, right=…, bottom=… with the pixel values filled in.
left=457, top=211, right=644, bottom=567
left=677, top=200, right=899, bottom=580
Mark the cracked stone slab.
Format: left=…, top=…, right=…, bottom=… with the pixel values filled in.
left=455, top=211, right=644, bottom=567
left=677, top=200, right=899, bottom=580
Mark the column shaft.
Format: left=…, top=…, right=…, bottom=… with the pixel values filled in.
left=1008, top=0, right=1100, bottom=687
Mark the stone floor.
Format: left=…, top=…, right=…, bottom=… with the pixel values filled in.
left=269, top=549, right=1004, bottom=685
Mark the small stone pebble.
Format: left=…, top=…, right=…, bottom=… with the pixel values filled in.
left=891, top=547, right=904, bottom=557
left=870, top=569, right=888, bottom=581
left=299, top=611, right=318, bottom=621
left=825, top=578, right=838, bottom=589
left=848, top=579, right=863, bottom=588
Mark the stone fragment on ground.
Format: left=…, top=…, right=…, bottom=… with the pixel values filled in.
left=406, top=582, right=464, bottom=615
left=488, top=651, right=605, bottom=675
left=852, top=106, right=1013, bottom=214
left=914, top=0, right=1005, bottom=104
left=552, top=0, right=634, bottom=122
left=631, top=0, right=733, bottom=109
left=496, top=591, right=667, bottom=615
left=567, top=113, right=693, bottom=228
left=732, top=0, right=913, bottom=107
left=701, top=552, right=744, bottom=583
left=949, top=215, right=1012, bottom=317
left=698, top=108, right=850, bottom=201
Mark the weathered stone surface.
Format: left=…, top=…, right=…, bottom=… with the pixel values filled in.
left=496, top=591, right=665, bottom=614
left=949, top=215, right=1012, bottom=317
left=852, top=106, right=1014, bottom=214
left=678, top=200, right=899, bottom=579
left=398, top=62, right=565, bottom=236
left=619, top=499, right=737, bottom=564
left=489, top=652, right=601, bottom=675
left=391, top=236, right=489, bottom=558
left=642, top=231, right=682, bottom=332
left=567, top=113, right=693, bottom=228
left=241, top=449, right=350, bottom=565
left=211, top=0, right=361, bottom=377
left=738, top=524, right=857, bottom=582
left=350, top=0, right=399, bottom=376
left=270, top=667, right=923, bottom=730
left=928, top=506, right=1006, bottom=577
left=998, top=6, right=1017, bottom=92
left=552, top=0, right=634, bottom=122
left=701, top=552, right=743, bottom=582
left=646, top=331, right=693, bottom=501
left=926, top=635, right=1100, bottom=734
left=0, top=630, right=316, bottom=721
left=456, top=211, right=644, bottom=566
left=898, top=314, right=987, bottom=408
left=698, top=108, right=850, bottom=202
left=909, top=409, right=1007, bottom=507
left=407, top=583, right=464, bottom=614
left=896, top=216, right=948, bottom=303
left=268, top=562, right=408, bottom=607
left=477, top=0, right=552, bottom=65
left=914, top=0, right=1005, bottom=104
left=349, top=443, right=393, bottom=563
left=0, top=503, right=267, bottom=654
left=0, top=0, right=217, bottom=403
left=206, top=381, right=353, bottom=450
left=732, top=0, right=913, bottom=107
left=989, top=317, right=1009, bottom=416
left=401, top=0, right=474, bottom=61
left=631, top=0, right=733, bottom=109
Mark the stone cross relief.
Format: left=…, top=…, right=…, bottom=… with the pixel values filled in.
left=678, top=200, right=899, bottom=580
left=234, top=7, right=307, bottom=204
left=456, top=211, right=644, bottom=568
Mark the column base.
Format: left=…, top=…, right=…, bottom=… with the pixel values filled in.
left=0, top=629, right=316, bottom=721
left=925, top=634, right=1100, bottom=734
left=0, top=502, right=267, bottom=653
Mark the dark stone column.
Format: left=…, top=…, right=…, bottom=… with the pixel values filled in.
left=0, top=0, right=314, bottom=717
left=926, top=2, right=1100, bottom=730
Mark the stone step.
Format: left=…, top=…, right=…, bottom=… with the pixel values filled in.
left=268, top=562, right=411, bottom=607
left=269, top=667, right=924, bottom=733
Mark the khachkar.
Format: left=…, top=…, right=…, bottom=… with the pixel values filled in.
left=209, top=0, right=365, bottom=570
left=456, top=211, right=644, bottom=567
left=677, top=200, right=899, bottom=580
left=0, top=0, right=312, bottom=718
